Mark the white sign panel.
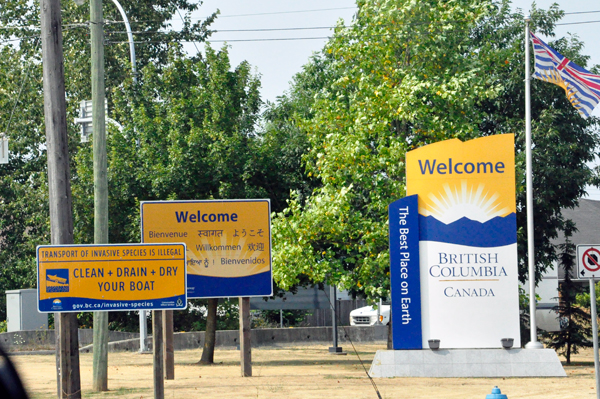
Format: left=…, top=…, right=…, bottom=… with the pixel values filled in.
left=419, top=241, right=520, bottom=348
left=577, top=245, right=600, bottom=279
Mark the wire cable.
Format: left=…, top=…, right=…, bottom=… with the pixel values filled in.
left=176, top=9, right=201, bottom=54
left=106, top=26, right=342, bottom=35
left=556, top=19, right=600, bottom=26
left=217, top=6, right=356, bottom=18
left=4, top=38, right=41, bottom=140
left=2, top=7, right=600, bottom=31
left=564, top=10, right=600, bottom=15
left=282, top=217, right=383, bottom=399
left=0, top=35, right=40, bottom=44
left=107, top=37, right=333, bottom=44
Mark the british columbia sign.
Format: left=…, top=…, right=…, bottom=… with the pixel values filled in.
left=391, top=134, right=520, bottom=349
left=141, top=200, right=272, bottom=298
left=37, top=243, right=187, bottom=312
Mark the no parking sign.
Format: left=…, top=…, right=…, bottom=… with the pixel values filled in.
left=577, top=245, right=600, bottom=279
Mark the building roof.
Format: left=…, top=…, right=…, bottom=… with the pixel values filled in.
left=560, top=198, right=600, bottom=245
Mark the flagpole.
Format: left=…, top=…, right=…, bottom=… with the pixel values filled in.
left=524, top=15, right=543, bottom=349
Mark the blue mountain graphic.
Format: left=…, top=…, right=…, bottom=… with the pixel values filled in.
left=419, top=213, right=516, bottom=247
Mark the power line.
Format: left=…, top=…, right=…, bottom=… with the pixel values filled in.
left=4, top=9, right=600, bottom=32
left=106, top=26, right=342, bottom=35
left=564, top=10, right=600, bottom=15
left=215, top=6, right=356, bottom=18
left=103, top=6, right=356, bottom=26
left=0, top=23, right=87, bottom=31
left=0, top=35, right=40, bottom=44
left=556, top=19, right=600, bottom=26
left=176, top=8, right=201, bottom=54
left=108, top=37, right=333, bottom=44
left=4, top=38, right=41, bottom=139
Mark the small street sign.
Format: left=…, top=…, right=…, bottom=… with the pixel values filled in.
left=577, top=245, right=600, bottom=279
left=37, top=243, right=187, bottom=312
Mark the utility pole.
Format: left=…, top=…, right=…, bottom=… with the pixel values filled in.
left=40, top=1, right=81, bottom=398
left=91, top=0, right=109, bottom=391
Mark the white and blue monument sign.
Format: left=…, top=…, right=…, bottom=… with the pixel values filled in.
left=373, top=134, right=566, bottom=378
left=392, top=134, right=520, bottom=349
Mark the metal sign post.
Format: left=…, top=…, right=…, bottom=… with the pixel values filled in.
left=577, top=245, right=600, bottom=399
left=141, top=199, right=273, bottom=377
left=37, top=242, right=186, bottom=399
left=590, top=277, right=600, bottom=399
left=0, top=133, right=8, bottom=164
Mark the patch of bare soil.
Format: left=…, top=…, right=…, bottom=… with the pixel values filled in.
left=10, top=344, right=599, bottom=398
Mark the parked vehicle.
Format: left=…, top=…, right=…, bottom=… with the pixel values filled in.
left=349, top=304, right=390, bottom=326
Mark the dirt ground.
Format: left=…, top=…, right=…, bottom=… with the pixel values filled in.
left=10, top=343, right=600, bottom=399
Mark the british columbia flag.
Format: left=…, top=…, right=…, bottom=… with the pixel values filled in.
left=530, top=32, right=600, bottom=118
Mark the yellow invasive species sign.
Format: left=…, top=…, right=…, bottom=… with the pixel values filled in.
left=37, top=243, right=186, bottom=313
left=141, top=200, right=272, bottom=298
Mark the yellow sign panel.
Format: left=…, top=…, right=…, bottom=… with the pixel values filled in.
left=407, top=134, right=516, bottom=221
left=141, top=200, right=272, bottom=298
left=37, top=243, right=186, bottom=312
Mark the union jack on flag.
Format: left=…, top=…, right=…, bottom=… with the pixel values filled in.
left=530, top=32, right=600, bottom=118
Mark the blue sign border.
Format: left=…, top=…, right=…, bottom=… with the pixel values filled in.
left=389, top=195, right=422, bottom=349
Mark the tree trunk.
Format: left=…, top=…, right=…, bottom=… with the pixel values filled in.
left=199, top=298, right=218, bottom=364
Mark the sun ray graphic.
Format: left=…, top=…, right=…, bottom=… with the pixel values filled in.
left=424, top=181, right=510, bottom=224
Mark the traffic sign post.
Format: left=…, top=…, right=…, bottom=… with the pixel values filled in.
left=141, top=199, right=272, bottom=298
left=577, top=245, right=600, bottom=399
left=37, top=243, right=187, bottom=312
left=590, top=277, right=600, bottom=399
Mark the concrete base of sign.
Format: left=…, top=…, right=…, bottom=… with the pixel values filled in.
left=369, top=349, right=566, bottom=378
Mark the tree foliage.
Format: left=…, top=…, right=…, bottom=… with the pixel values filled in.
left=0, top=0, right=213, bottom=320
left=544, top=239, right=592, bottom=364
left=271, top=0, right=600, bottom=302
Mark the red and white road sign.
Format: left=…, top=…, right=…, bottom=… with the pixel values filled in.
left=577, top=245, right=600, bottom=279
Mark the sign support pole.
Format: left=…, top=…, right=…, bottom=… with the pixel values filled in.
left=239, top=297, right=252, bottom=376
left=139, top=311, right=148, bottom=352
left=163, top=310, right=175, bottom=379
left=590, top=277, right=600, bottom=399
left=329, top=285, right=342, bottom=353
left=153, top=311, right=164, bottom=399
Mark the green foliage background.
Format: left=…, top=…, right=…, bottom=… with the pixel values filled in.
left=0, top=0, right=599, bottom=332
left=271, top=0, right=600, bottom=303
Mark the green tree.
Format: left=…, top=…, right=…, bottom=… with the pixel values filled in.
left=0, top=43, right=50, bottom=320
left=576, top=282, right=600, bottom=310
left=473, top=2, right=600, bottom=282
left=544, top=239, right=592, bottom=364
left=271, top=0, right=600, bottom=303
left=272, top=0, right=503, bottom=301
left=74, top=44, right=305, bottom=361
left=0, top=0, right=216, bottom=320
